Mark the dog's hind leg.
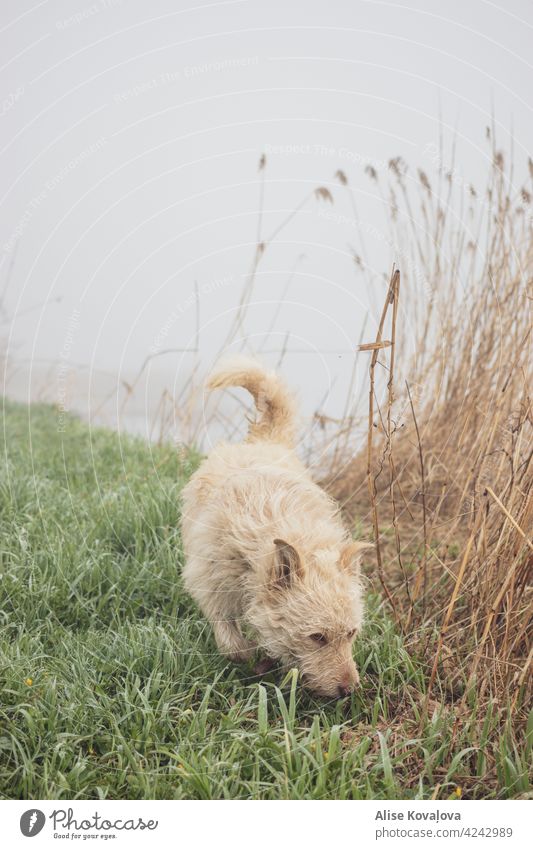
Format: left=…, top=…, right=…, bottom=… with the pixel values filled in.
left=211, top=619, right=256, bottom=663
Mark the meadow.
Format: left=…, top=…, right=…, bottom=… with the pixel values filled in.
left=0, top=400, right=530, bottom=799
left=1, top=134, right=532, bottom=800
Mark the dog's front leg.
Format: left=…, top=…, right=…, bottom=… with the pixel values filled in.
left=211, top=619, right=256, bottom=663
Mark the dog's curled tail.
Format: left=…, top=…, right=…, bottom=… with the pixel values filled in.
left=207, top=356, right=297, bottom=446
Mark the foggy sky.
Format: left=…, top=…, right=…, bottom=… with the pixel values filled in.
left=1, top=0, right=531, bottom=441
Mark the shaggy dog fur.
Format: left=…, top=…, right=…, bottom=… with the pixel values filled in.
left=181, top=357, right=368, bottom=698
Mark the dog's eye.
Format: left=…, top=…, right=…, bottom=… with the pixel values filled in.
left=347, top=628, right=357, bottom=640
left=309, top=633, right=327, bottom=645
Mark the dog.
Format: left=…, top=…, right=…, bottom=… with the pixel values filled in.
left=181, top=357, right=367, bottom=698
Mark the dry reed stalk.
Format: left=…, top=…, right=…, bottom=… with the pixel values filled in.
left=405, top=379, right=428, bottom=625
left=385, top=270, right=413, bottom=610
left=484, top=486, right=533, bottom=552
left=363, top=267, right=400, bottom=617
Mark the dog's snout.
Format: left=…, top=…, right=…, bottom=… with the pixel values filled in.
left=336, top=665, right=360, bottom=698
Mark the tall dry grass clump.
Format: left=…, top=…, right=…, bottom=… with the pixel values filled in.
left=326, top=137, right=532, bottom=721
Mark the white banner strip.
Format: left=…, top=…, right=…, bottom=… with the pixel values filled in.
left=1, top=799, right=530, bottom=848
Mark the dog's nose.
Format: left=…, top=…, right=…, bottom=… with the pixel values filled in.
left=337, top=685, right=352, bottom=698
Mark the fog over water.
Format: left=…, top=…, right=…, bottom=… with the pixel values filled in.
left=1, top=0, right=531, bottom=448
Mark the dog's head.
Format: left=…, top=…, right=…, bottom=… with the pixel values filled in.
left=249, top=538, right=367, bottom=698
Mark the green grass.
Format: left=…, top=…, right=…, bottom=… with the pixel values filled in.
left=0, top=400, right=530, bottom=799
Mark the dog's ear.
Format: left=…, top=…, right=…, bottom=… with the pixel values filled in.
left=340, top=540, right=370, bottom=576
left=272, top=539, right=302, bottom=588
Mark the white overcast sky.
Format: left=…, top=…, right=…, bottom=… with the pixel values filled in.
left=1, top=0, right=531, bottom=437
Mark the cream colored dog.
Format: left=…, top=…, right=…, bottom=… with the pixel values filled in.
left=181, top=357, right=367, bottom=698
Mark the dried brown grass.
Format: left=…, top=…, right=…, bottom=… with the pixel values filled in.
left=324, top=138, right=532, bottom=725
